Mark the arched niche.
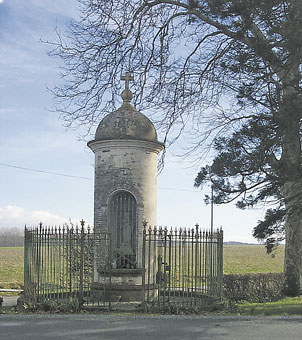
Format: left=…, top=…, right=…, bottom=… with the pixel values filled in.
left=108, top=190, right=137, bottom=268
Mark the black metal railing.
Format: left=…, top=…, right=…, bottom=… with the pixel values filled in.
left=24, top=220, right=94, bottom=304
left=142, top=224, right=223, bottom=311
left=24, top=222, right=223, bottom=312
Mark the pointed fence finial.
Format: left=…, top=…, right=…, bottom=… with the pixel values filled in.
left=195, top=223, right=199, bottom=238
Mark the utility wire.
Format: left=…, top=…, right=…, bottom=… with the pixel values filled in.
left=158, top=187, right=200, bottom=193
left=0, top=162, right=201, bottom=193
left=0, top=163, right=93, bottom=181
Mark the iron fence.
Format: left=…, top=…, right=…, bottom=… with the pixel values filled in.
left=142, top=225, right=223, bottom=311
left=24, top=222, right=223, bottom=312
left=24, top=221, right=94, bottom=304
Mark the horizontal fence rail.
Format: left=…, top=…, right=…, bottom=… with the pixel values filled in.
left=142, top=225, right=223, bottom=312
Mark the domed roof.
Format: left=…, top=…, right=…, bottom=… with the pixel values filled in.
left=94, top=102, right=159, bottom=143
left=92, top=72, right=162, bottom=144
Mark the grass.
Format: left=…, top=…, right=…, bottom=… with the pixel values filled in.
left=0, top=245, right=295, bottom=316
left=236, top=296, right=302, bottom=316
left=0, top=245, right=284, bottom=289
left=223, top=244, right=284, bottom=274
left=0, top=247, right=24, bottom=291
left=223, top=245, right=290, bottom=316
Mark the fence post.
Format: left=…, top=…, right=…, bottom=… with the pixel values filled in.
left=194, top=224, right=199, bottom=306
left=217, top=228, right=224, bottom=298
left=79, top=219, right=85, bottom=306
left=142, top=221, right=147, bottom=308
left=24, top=226, right=29, bottom=286
left=37, top=222, right=42, bottom=301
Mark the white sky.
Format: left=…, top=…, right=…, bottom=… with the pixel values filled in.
left=0, top=0, right=265, bottom=243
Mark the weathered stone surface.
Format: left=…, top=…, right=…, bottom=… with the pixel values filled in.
left=88, top=92, right=164, bottom=299
left=93, top=103, right=161, bottom=144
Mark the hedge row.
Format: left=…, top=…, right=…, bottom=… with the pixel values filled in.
left=223, top=273, right=283, bottom=303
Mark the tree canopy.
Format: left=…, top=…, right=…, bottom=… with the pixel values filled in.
left=49, top=0, right=302, bottom=296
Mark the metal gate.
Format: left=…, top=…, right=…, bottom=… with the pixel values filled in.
left=142, top=225, right=223, bottom=312
left=108, top=191, right=137, bottom=269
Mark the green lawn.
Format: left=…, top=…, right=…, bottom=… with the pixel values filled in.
left=1, top=245, right=299, bottom=315
left=0, top=247, right=24, bottom=290
left=0, top=244, right=284, bottom=290
left=236, top=296, right=302, bottom=316
left=223, top=244, right=284, bottom=274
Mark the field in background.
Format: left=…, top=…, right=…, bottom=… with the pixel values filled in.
left=223, top=245, right=284, bottom=274
left=0, top=245, right=284, bottom=291
left=0, top=247, right=23, bottom=290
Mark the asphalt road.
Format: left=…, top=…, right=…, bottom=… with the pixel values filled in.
left=1, top=314, right=302, bottom=340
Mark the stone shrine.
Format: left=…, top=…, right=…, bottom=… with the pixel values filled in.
left=87, top=72, right=164, bottom=300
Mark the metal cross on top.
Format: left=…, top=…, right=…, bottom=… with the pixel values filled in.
left=121, top=72, right=134, bottom=91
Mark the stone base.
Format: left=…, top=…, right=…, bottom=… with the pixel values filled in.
left=91, top=269, right=144, bottom=302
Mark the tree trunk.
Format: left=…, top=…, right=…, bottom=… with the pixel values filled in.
left=280, top=115, right=302, bottom=296
left=281, top=123, right=302, bottom=296
left=282, top=180, right=302, bottom=296
left=279, top=59, right=302, bottom=296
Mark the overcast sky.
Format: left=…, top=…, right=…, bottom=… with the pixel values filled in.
left=0, top=0, right=265, bottom=243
